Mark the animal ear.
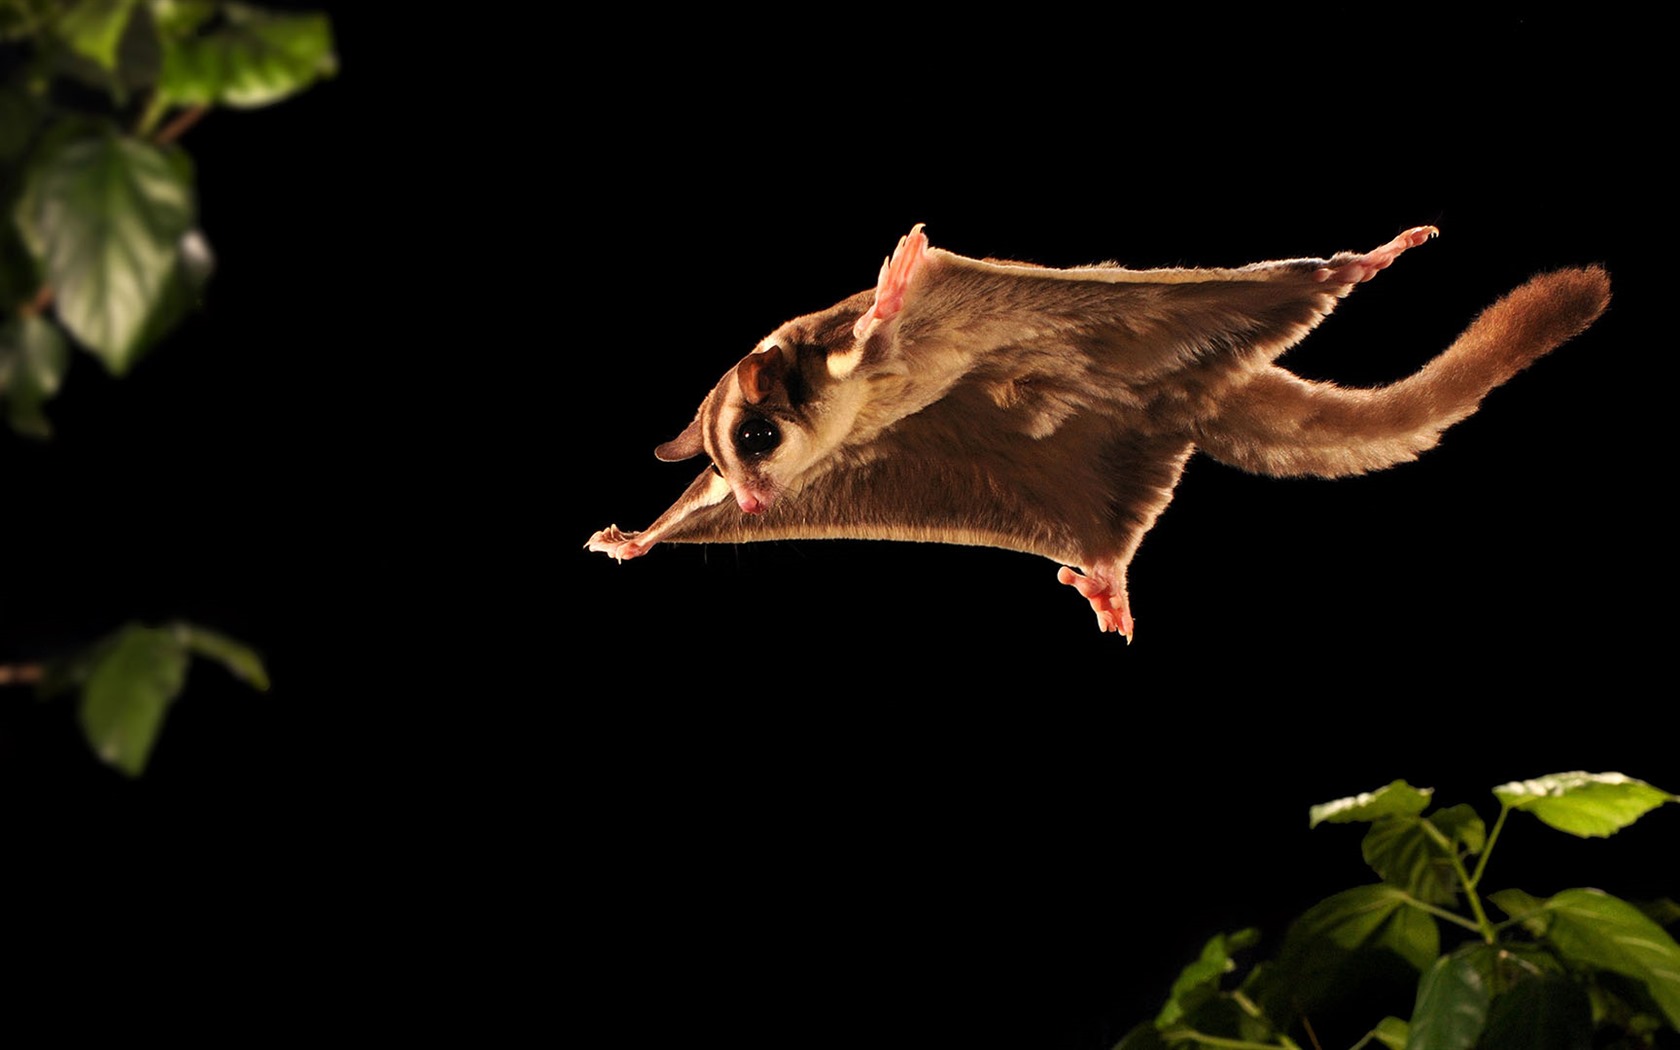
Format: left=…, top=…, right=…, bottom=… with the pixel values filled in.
left=654, top=415, right=704, bottom=462
left=737, top=344, right=788, bottom=405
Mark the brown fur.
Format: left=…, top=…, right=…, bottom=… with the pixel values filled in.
left=588, top=228, right=1610, bottom=635
left=1193, top=268, right=1612, bottom=477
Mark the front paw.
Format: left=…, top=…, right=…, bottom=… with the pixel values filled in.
left=586, top=525, right=645, bottom=561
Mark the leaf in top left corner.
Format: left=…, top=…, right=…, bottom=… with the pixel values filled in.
left=14, top=126, right=195, bottom=372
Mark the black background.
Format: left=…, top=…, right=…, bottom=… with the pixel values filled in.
left=3, top=11, right=1672, bottom=1046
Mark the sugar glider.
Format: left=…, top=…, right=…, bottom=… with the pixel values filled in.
left=586, top=224, right=1609, bottom=640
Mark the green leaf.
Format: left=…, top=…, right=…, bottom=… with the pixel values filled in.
left=15, top=127, right=194, bottom=371
left=158, top=3, right=335, bottom=109
left=1155, top=928, right=1259, bottom=1027
left=1458, top=941, right=1567, bottom=998
left=1405, top=953, right=1490, bottom=1050
left=1379, top=900, right=1441, bottom=973
left=1489, top=888, right=1550, bottom=932
left=149, top=0, right=217, bottom=36
left=0, top=314, right=68, bottom=437
left=1287, top=884, right=1439, bottom=970
left=1426, top=803, right=1486, bottom=854
left=54, top=0, right=140, bottom=71
left=1372, top=1015, right=1409, bottom=1050
left=1291, top=885, right=1414, bottom=952
left=1113, top=1020, right=1171, bottom=1050
left=1310, top=780, right=1433, bottom=828
left=1249, top=884, right=1440, bottom=1024
left=169, top=621, right=268, bottom=690
left=1478, top=973, right=1592, bottom=1050
left=1527, top=889, right=1680, bottom=1030
left=78, top=623, right=189, bottom=776
left=1493, top=771, right=1676, bottom=838
left=1, top=0, right=56, bottom=40
left=0, top=86, right=42, bottom=163
left=1585, top=976, right=1668, bottom=1039
left=129, top=226, right=214, bottom=358
left=1644, top=899, right=1680, bottom=928
left=1361, top=804, right=1485, bottom=905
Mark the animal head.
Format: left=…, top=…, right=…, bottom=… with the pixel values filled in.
left=654, top=291, right=875, bottom=515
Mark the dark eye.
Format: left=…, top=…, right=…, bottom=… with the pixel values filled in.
left=735, top=417, right=781, bottom=455
left=710, top=461, right=723, bottom=477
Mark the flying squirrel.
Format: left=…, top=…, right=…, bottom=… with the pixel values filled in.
left=587, top=224, right=1610, bottom=640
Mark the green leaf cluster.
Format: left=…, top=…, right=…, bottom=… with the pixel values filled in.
left=39, top=620, right=269, bottom=775
left=1119, top=773, right=1678, bottom=1050
left=0, top=0, right=333, bottom=434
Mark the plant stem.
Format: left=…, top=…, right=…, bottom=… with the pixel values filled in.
left=1165, top=1030, right=1287, bottom=1050
left=135, top=92, right=169, bottom=138
left=19, top=283, right=54, bottom=318
left=1299, top=1014, right=1323, bottom=1050
left=1231, top=991, right=1265, bottom=1019
left=1418, top=813, right=1498, bottom=942
left=1398, top=893, right=1483, bottom=934
left=153, top=105, right=208, bottom=145
left=1447, top=850, right=1497, bottom=943
left=1467, top=804, right=1510, bottom=889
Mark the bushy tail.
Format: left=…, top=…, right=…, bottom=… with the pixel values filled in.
left=1192, top=267, right=1611, bottom=478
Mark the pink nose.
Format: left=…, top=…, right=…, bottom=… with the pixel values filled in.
left=737, top=493, right=767, bottom=514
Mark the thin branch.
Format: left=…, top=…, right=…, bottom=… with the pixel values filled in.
left=1300, top=1014, right=1324, bottom=1050
left=153, top=105, right=208, bottom=146
left=1398, top=892, right=1484, bottom=934
left=1468, top=805, right=1510, bottom=889
left=19, top=283, right=54, bottom=318
left=0, top=663, right=43, bottom=686
left=1162, top=1030, right=1285, bottom=1050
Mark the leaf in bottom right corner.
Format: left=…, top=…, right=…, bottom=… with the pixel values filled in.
left=1490, top=887, right=1680, bottom=1031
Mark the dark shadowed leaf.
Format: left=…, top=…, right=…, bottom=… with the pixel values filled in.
left=1, top=0, right=56, bottom=40
left=1489, top=888, right=1550, bottom=933
left=1361, top=804, right=1484, bottom=905
left=1379, top=903, right=1441, bottom=973
left=1248, top=884, right=1439, bottom=1025
left=1493, top=772, right=1675, bottom=838
left=78, top=624, right=189, bottom=775
left=1585, top=976, right=1668, bottom=1042
left=130, top=227, right=214, bottom=359
left=0, top=87, right=41, bottom=161
left=54, top=0, right=139, bottom=70
left=1478, top=973, right=1592, bottom=1050
left=1292, top=886, right=1413, bottom=951
left=1406, top=952, right=1489, bottom=1050
left=15, top=127, right=194, bottom=370
left=1311, top=780, right=1433, bottom=828
left=1426, top=804, right=1486, bottom=854
left=170, top=621, right=268, bottom=690
left=0, top=314, right=67, bottom=437
left=1537, top=890, right=1680, bottom=1029
left=1458, top=941, right=1567, bottom=999
left=1113, top=1020, right=1170, bottom=1050
left=1644, top=899, right=1680, bottom=927
left=158, top=3, right=335, bottom=109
